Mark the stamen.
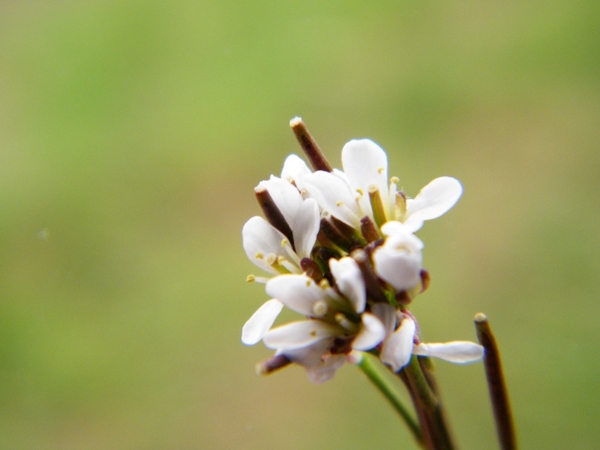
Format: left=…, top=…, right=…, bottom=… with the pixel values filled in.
left=278, top=256, right=300, bottom=274
left=368, top=184, right=388, bottom=228
left=281, top=239, right=300, bottom=265
left=332, top=201, right=361, bottom=229
left=389, top=177, right=399, bottom=219
left=289, top=117, right=332, bottom=172
left=312, top=300, right=328, bottom=317
left=395, top=191, right=407, bottom=219
left=319, top=278, right=331, bottom=289
left=247, top=274, right=269, bottom=284
left=266, top=254, right=294, bottom=274
left=335, top=312, right=356, bottom=332
left=265, top=253, right=278, bottom=266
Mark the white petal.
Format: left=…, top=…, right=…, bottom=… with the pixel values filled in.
left=266, top=274, right=330, bottom=316
left=341, top=139, right=390, bottom=211
left=303, top=171, right=361, bottom=228
left=278, top=337, right=333, bottom=368
left=352, top=313, right=385, bottom=350
left=258, top=176, right=303, bottom=228
left=405, top=177, right=462, bottom=226
left=380, top=220, right=420, bottom=237
left=306, top=355, right=346, bottom=384
left=413, top=341, right=484, bottom=364
left=241, top=299, right=284, bottom=345
left=242, top=216, right=288, bottom=274
left=373, top=237, right=423, bottom=291
left=281, top=154, right=312, bottom=191
left=380, top=317, right=416, bottom=372
left=329, top=257, right=366, bottom=313
left=370, top=303, right=397, bottom=336
left=263, top=320, right=338, bottom=350
left=292, top=198, right=320, bottom=259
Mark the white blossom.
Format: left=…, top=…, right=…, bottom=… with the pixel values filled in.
left=372, top=303, right=484, bottom=372
left=242, top=196, right=319, bottom=275
left=241, top=128, right=480, bottom=384
left=301, top=139, right=462, bottom=233
left=242, top=265, right=386, bottom=383
left=372, top=224, right=424, bottom=292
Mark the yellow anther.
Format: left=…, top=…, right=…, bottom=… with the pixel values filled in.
left=313, top=300, right=328, bottom=317
left=319, top=278, right=331, bottom=289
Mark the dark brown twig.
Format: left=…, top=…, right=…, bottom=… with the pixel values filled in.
left=289, top=117, right=332, bottom=172
left=475, top=313, right=517, bottom=450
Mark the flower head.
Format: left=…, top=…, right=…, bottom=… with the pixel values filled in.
left=241, top=118, right=481, bottom=383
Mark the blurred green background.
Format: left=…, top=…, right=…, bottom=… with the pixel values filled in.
left=1, top=1, right=598, bottom=448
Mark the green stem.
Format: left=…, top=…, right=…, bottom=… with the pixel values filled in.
left=356, top=352, right=424, bottom=447
left=404, top=356, right=438, bottom=411
left=404, top=356, right=456, bottom=450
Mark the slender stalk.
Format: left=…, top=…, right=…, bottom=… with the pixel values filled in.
left=474, top=313, right=517, bottom=450
left=289, top=117, right=333, bottom=172
left=419, top=358, right=456, bottom=449
left=404, top=356, right=456, bottom=450
left=398, top=370, right=436, bottom=450
left=356, top=352, right=424, bottom=447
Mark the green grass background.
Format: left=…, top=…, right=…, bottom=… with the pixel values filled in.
left=0, top=1, right=598, bottom=448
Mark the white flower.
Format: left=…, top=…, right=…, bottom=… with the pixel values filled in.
left=242, top=191, right=319, bottom=275
left=329, top=256, right=366, bottom=313
left=372, top=304, right=484, bottom=372
left=242, top=260, right=386, bottom=383
left=302, top=139, right=462, bottom=233
left=372, top=223, right=424, bottom=292
left=280, top=154, right=312, bottom=192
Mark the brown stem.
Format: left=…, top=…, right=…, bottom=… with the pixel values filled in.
left=254, top=186, right=295, bottom=248
left=402, top=357, right=457, bottom=450
left=399, top=370, right=436, bottom=450
left=474, top=313, right=517, bottom=450
left=419, top=358, right=456, bottom=450
left=289, top=117, right=333, bottom=172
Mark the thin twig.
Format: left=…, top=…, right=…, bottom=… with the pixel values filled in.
left=474, top=313, right=517, bottom=450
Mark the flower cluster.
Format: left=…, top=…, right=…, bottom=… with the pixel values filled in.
left=241, top=118, right=483, bottom=383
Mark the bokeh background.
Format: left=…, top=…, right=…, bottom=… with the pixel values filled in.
left=1, top=1, right=598, bottom=449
